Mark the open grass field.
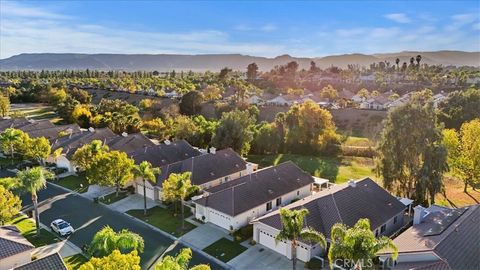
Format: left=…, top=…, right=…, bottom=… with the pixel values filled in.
left=99, top=191, right=129, bottom=204
left=127, top=206, right=196, bottom=237
left=9, top=103, right=59, bottom=121
left=436, top=176, right=480, bottom=208
left=247, top=154, right=377, bottom=183
left=64, top=254, right=89, bottom=270
left=7, top=215, right=61, bottom=247
left=202, top=238, right=247, bottom=263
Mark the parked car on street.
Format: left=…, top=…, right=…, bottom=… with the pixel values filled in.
left=50, top=219, right=74, bottom=236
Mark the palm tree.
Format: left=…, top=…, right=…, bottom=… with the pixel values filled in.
left=328, top=219, right=398, bottom=270
left=0, top=128, right=22, bottom=163
left=88, top=225, right=144, bottom=257
left=155, top=248, right=210, bottom=270
left=275, top=208, right=327, bottom=270
left=174, top=172, right=198, bottom=231
left=133, top=161, right=160, bottom=216
left=395, top=58, right=400, bottom=70
left=17, top=167, right=54, bottom=236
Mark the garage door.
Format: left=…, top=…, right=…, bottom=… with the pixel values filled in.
left=259, top=229, right=288, bottom=257
left=137, top=183, right=155, bottom=200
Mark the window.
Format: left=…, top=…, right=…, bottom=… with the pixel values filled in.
left=393, top=216, right=398, bottom=224
left=276, top=197, right=282, bottom=206
left=380, top=224, right=386, bottom=233
left=266, top=202, right=272, bottom=211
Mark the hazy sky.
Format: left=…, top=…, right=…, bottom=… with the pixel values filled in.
left=1, top=0, right=479, bottom=58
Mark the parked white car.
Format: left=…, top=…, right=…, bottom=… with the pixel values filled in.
left=50, top=219, right=74, bottom=236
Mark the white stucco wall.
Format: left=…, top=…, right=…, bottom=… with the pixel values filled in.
left=196, top=184, right=312, bottom=231
left=46, top=155, right=75, bottom=172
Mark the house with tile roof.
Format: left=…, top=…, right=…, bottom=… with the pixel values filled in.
left=13, top=253, right=67, bottom=270
left=193, top=161, right=314, bottom=231
left=0, top=226, right=34, bottom=270
left=379, top=204, right=480, bottom=270
left=251, top=178, right=407, bottom=262
left=137, top=148, right=255, bottom=201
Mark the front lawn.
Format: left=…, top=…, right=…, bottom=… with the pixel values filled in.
left=127, top=206, right=196, bottom=237
left=247, top=154, right=377, bottom=184
left=64, top=254, right=89, bottom=270
left=202, top=238, right=247, bottom=263
left=7, top=215, right=60, bottom=247
left=98, top=191, right=129, bottom=204
left=53, top=174, right=89, bottom=193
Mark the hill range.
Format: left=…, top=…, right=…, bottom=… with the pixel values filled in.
left=0, top=51, right=478, bottom=71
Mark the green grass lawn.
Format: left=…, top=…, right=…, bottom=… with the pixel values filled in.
left=247, top=154, right=377, bottom=184
left=53, top=174, right=89, bottom=193
left=7, top=215, right=60, bottom=247
left=127, top=206, right=196, bottom=237
left=202, top=238, right=247, bottom=263
left=64, top=254, right=89, bottom=270
left=98, top=191, right=129, bottom=204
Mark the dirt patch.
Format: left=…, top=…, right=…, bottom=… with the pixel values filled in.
left=436, top=176, right=480, bottom=207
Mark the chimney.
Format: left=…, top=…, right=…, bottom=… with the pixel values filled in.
left=121, top=132, right=128, bottom=137
left=88, top=127, right=95, bottom=132
left=209, top=147, right=216, bottom=154
left=246, top=163, right=254, bottom=174
left=413, top=205, right=426, bottom=225
left=348, top=179, right=356, bottom=188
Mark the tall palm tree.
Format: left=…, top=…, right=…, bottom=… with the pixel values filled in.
left=17, top=167, right=54, bottom=236
left=328, top=219, right=398, bottom=270
left=0, top=128, right=22, bottom=163
left=395, top=58, right=400, bottom=70
left=133, top=161, right=160, bottom=216
left=88, top=225, right=144, bottom=258
left=275, top=208, right=327, bottom=270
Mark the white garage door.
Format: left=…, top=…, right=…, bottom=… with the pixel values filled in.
left=137, top=183, right=155, bottom=200
left=259, top=229, right=288, bottom=257
left=207, top=210, right=231, bottom=230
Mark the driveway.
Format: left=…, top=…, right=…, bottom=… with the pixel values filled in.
left=21, top=183, right=224, bottom=270
left=107, top=194, right=158, bottom=213
left=229, top=244, right=306, bottom=270
left=181, top=223, right=229, bottom=250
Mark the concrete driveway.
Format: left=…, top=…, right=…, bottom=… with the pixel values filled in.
left=107, top=194, right=158, bottom=213
left=181, top=223, right=229, bottom=250
left=229, top=244, right=306, bottom=270
left=21, top=183, right=224, bottom=270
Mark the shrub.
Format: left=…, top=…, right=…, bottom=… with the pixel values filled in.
left=341, top=146, right=376, bottom=158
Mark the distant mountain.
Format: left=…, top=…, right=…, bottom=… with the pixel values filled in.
left=0, top=51, right=478, bottom=71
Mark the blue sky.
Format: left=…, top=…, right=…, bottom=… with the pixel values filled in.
left=1, top=0, right=479, bottom=58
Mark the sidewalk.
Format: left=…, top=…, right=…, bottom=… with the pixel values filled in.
left=107, top=194, right=158, bottom=213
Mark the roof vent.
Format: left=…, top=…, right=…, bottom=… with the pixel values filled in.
left=88, top=127, right=95, bottom=132
left=164, top=139, right=171, bottom=145
left=268, top=189, right=273, bottom=194
left=121, top=132, right=128, bottom=137
left=28, top=119, right=36, bottom=123
left=209, top=147, right=216, bottom=154
left=348, top=179, right=356, bottom=188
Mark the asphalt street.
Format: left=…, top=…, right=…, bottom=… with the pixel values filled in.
left=20, top=183, right=224, bottom=269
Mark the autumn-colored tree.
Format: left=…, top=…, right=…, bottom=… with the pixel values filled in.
left=0, top=185, right=21, bottom=225
left=202, top=84, right=222, bottom=101
left=87, top=151, right=134, bottom=196
left=79, top=250, right=141, bottom=270
left=0, top=95, right=10, bottom=117
left=357, top=88, right=370, bottom=99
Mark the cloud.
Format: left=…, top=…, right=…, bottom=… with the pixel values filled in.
left=384, top=13, right=411, bottom=23
left=446, top=13, right=478, bottom=31
left=336, top=28, right=366, bottom=37
left=234, top=23, right=277, bottom=32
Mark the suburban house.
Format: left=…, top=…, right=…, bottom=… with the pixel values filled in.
left=266, top=94, right=298, bottom=106
left=12, top=253, right=67, bottom=270
left=0, top=226, right=35, bottom=270
left=251, top=178, right=407, bottom=262
left=0, top=118, right=55, bottom=133
left=127, top=139, right=201, bottom=168
left=105, top=132, right=156, bottom=153
left=134, top=148, right=256, bottom=201
left=360, top=95, right=390, bottom=110
left=48, top=127, right=117, bottom=172
left=193, top=161, right=315, bottom=231
left=26, top=124, right=82, bottom=141
left=247, top=95, right=265, bottom=105
left=380, top=204, right=480, bottom=270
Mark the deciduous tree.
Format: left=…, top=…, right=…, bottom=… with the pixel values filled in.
left=212, top=109, right=255, bottom=155
left=155, top=248, right=210, bottom=270
left=0, top=95, right=10, bottom=117
left=87, top=151, right=134, bottom=196
left=162, top=172, right=198, bottom=230
left=0, top=185, right=21, bottom=225
left=72, top=140, right=109, bottom=171
left=80, top=250, right=141, bottom=270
